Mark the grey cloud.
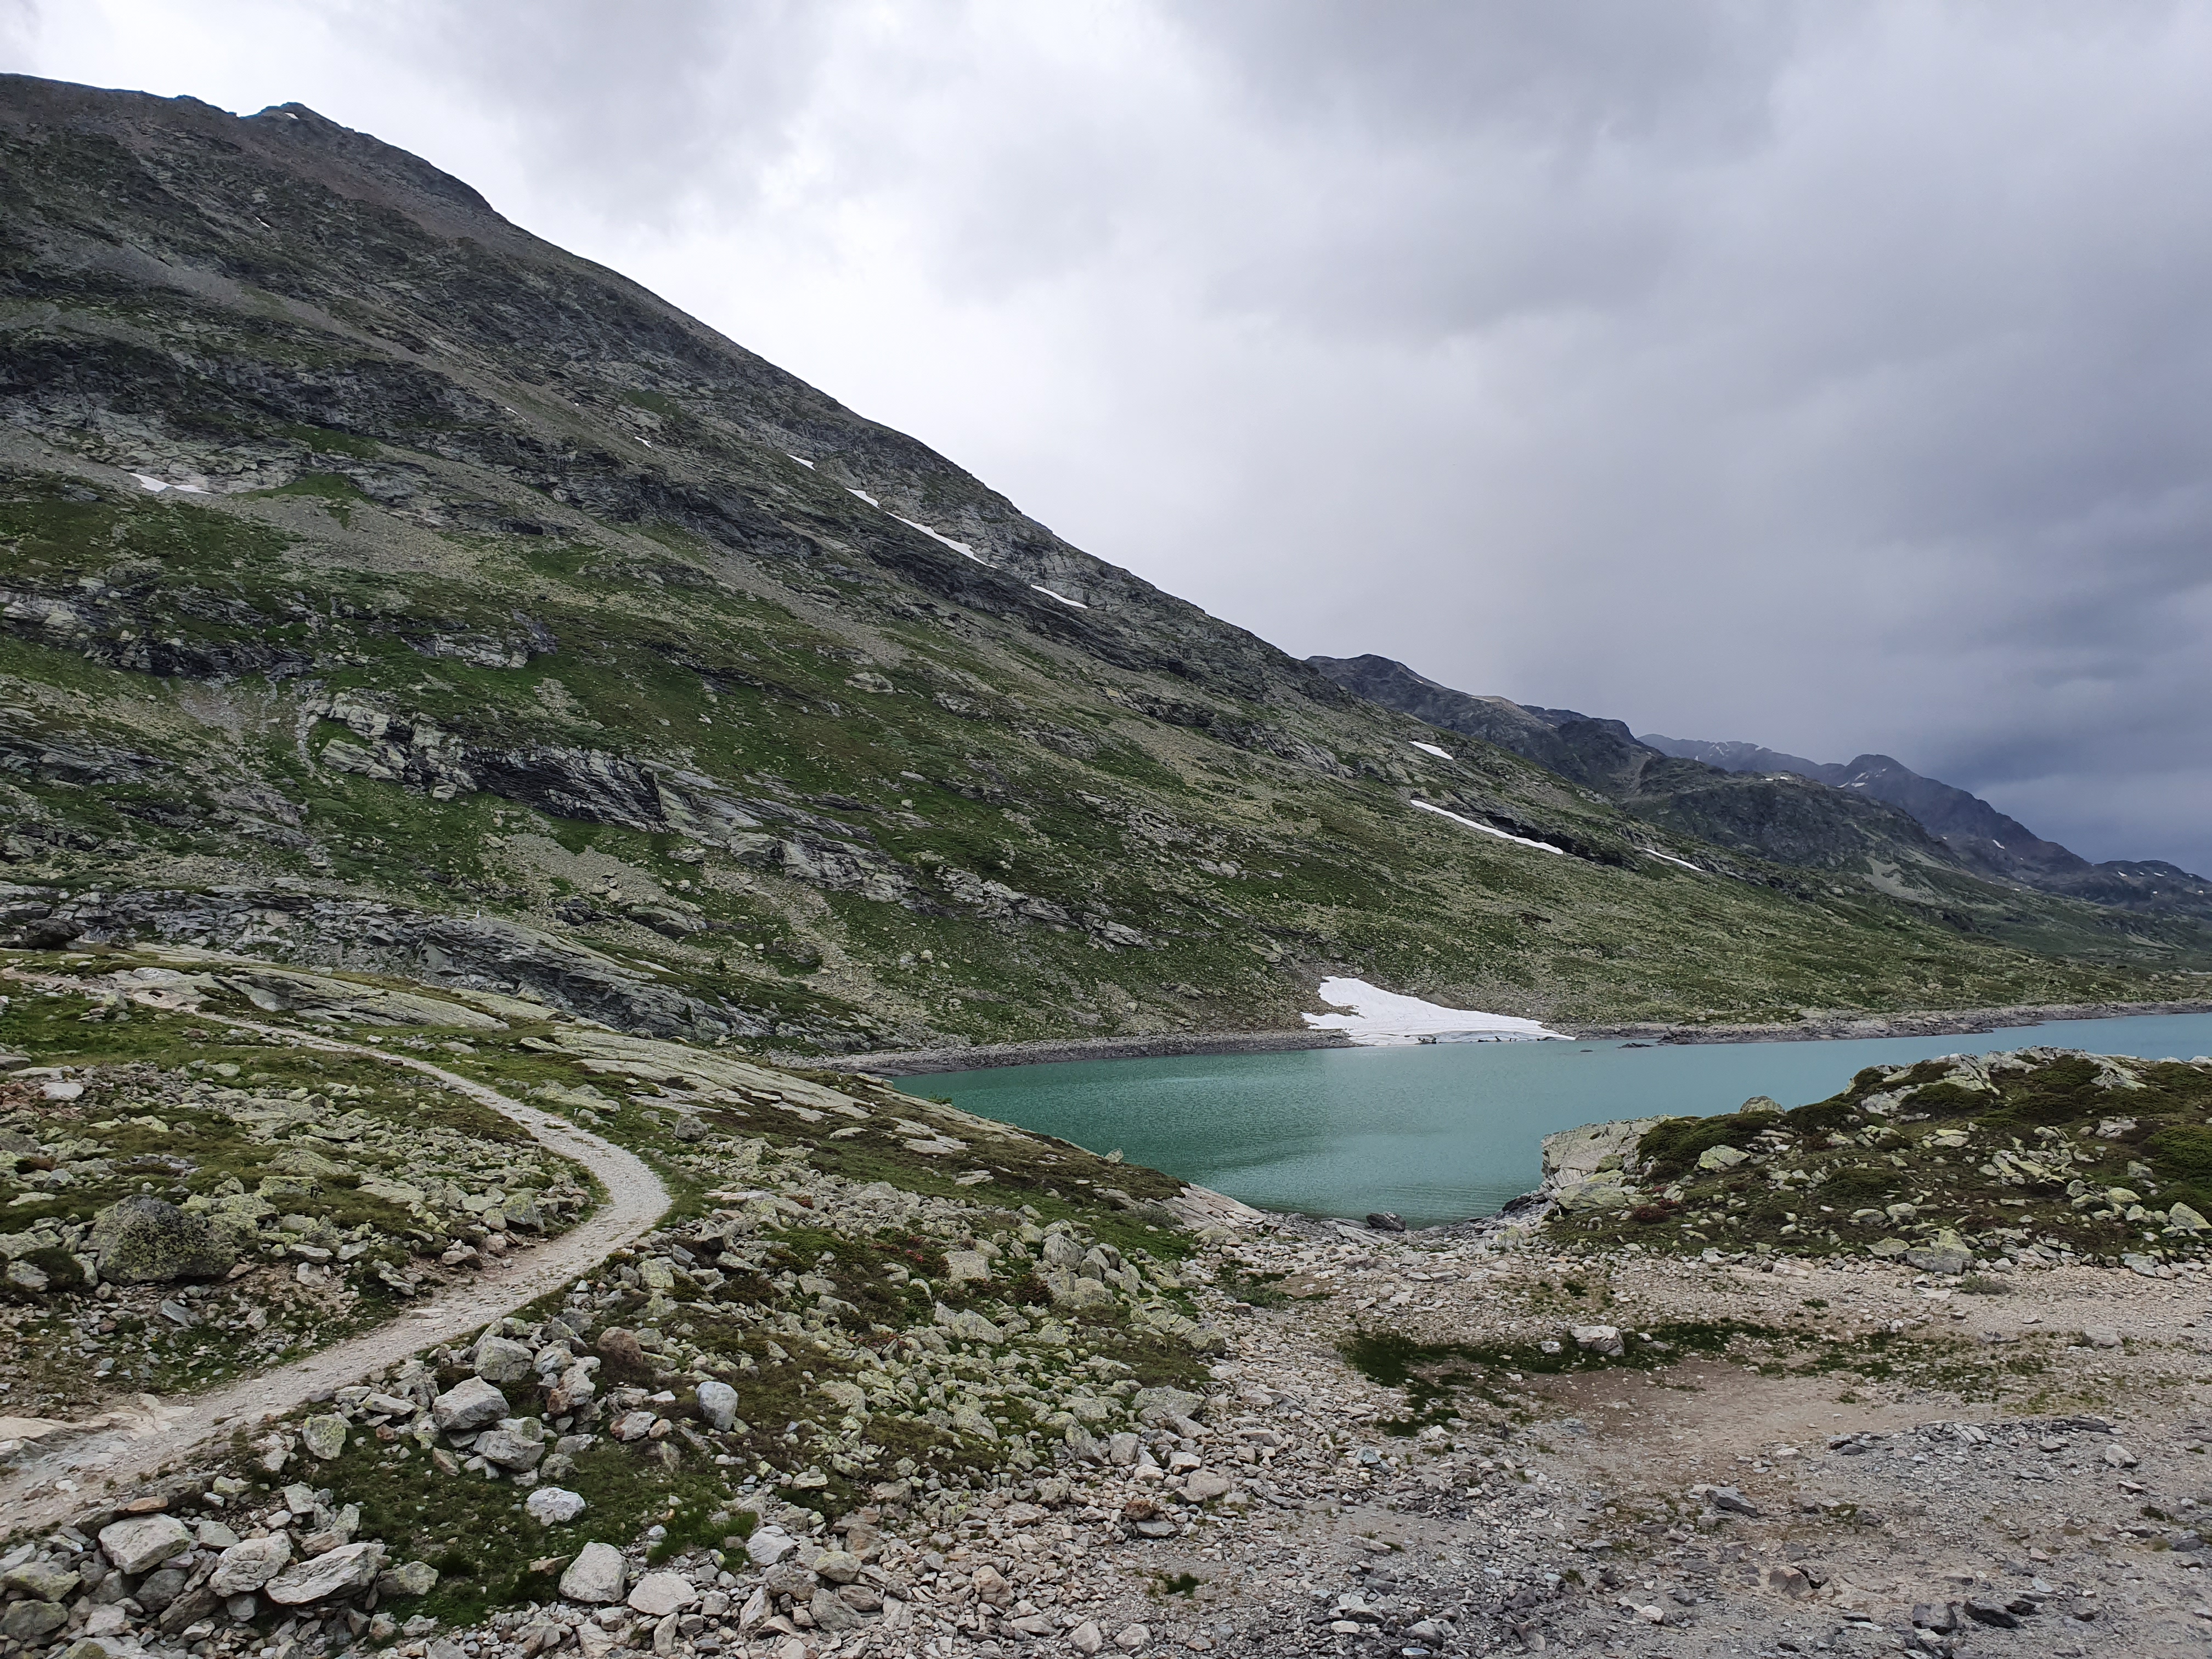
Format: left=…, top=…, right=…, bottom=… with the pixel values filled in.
left=21, top=0, right=2212, bottom=873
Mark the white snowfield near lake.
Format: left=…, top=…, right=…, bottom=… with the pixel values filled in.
left=1302, top=976, right=1565, bottom=1046
left=1410, top=798, right=1565, bottom=854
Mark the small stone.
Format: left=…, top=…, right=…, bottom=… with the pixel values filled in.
left=812, top=1549, right=863, bottom=1585
left=526, top=1487, right=587, bottom=1525
left=1696, top=1145, right=1748, bottom=1171
left=210, top=1535, right=294, bottom=1595
left=431, top=1375, right=510, bottom=1432
left=1115, top=1625, right=1152, bottom=1653
left=696, top=1379, right=739, bottom=1432
left=972, top=1565, right=1014, bottom=1607
left=1705, top=1486, right=1762, bottom=1517
left=1184, top=1470, right=1235, bottom=1502
left=1571, top=1324, right=1624, bottom=1356
left=2103, top=1443, right=2140, bottom=1469
left=560, top=1541, right=629, bottom=1605
left=1070, top=1622, right=1104, bottom=1656
left=300, top=1414, right=348, bottom=1460
left=100, top=1513, right=195, bottom=1575
left=2084, top=1327, right=2123, bottom=1348
left=627, top=1572, right=698, bottom=1617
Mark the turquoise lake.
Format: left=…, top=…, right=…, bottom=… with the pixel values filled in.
left=928, top=1013, right=2212, bottom=1228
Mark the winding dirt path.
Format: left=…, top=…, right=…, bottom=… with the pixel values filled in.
left=0, top=974, right=670, bottom=1537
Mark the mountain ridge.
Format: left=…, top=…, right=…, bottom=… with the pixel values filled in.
left=1308, top=653, right=2212, bottom=937
left=2, top=73, right=2204, bottom=1053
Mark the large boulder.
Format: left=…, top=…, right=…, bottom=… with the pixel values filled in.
left=210, top=1536, right=292, bottom=1595
left=696, top=1379, right=739, bottom=1432
left=99, top=1514, right=194, bottom=1575
left=560, top=1542, right=627, bottom=1605
left=473, top=1335, right=536, bottom=1384
left=264, top=1542, right=385, bottom=1605
left=89, top=1198, right=235, bottom=1284
left=431, top=1375, right=509, bottom=1432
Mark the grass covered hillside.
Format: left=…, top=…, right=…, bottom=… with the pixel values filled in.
left=1, top=75, right=2204, bottom=1054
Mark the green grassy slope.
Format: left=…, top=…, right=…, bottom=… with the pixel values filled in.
left=0, top=76, right=2202, bottom=1052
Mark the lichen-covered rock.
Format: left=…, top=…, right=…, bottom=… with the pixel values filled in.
left=475, top=1428, right=545, bottom=1470
left=88, top=1197, right=235, bottom=1284
left=473, top=1334, right=535, bottom=1384
left=1, top=1600, right=66, bottom=1640
left=300, top=1414, right=348, bottom=1460
left=375, top=1561, right=439, bottom=1599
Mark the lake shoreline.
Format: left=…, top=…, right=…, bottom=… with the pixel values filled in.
left=823, top=995, right=2212, bottom=1076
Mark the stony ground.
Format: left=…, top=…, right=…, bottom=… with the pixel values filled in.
left=8, top=961, right=2212, bottom=1658
left=20, top=1211, right=2212, bottom=1659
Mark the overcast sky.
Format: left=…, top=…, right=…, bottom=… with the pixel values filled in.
left=12, top=1, right=2212, bottom=874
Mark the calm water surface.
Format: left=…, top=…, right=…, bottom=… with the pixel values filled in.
left=930, top=1013, right=2212, bottom=1228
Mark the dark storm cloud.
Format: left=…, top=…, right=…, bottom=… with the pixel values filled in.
left=22, top=1, right=2212, bottom=873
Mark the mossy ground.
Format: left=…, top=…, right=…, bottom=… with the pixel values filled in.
left=1549, top=1052, right=2212, bottom=1266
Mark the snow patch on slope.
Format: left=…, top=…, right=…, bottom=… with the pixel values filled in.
left=1030, top=584, right=1087, bottom=608
left=1410, top=741, right=1451, bottom=759
left=1410, top=799, right=1565, bottom=854
left=891, top=515, right=988, bottom=564
left=1303, top=977, right=1564, bottom=1046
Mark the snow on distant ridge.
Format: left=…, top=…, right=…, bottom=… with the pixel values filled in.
left=1302, top=976, right=1564, bottom=1046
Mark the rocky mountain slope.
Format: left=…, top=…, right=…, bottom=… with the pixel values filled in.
left=1, top=75, right=2204, bottom=1057
left=1646, top=735, right=2212, bottom=923
left=1311, top=654, right=2212, bottom=966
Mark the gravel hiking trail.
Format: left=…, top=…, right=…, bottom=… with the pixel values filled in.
left=0, top=974, right=670, bottom=1538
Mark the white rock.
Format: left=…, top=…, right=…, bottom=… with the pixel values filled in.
left=265, top=1541, right=386, bottom=1605
left=1070, top=1622, right=1104, bottom=1655
left=696, top=1379, right=739, bottom=1432
left=526, top=1487, right=587, bottom=1526
left=209, top=1534, right=292, bottom=1595
left=627, top=1572, right=698, bottom=1617
left=431, top=1375, right=510, bottom=1432
left=99, top=1514, right=194, bottom=1576
left=560, top=1541, right=628, bottom=1605
left=744, top=1527, right=797, bottom=1567
left=1115, top=1625, right=1151, bottom=1652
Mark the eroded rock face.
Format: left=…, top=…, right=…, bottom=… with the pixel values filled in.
left=89, top=1196, right=236, bottom=1284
